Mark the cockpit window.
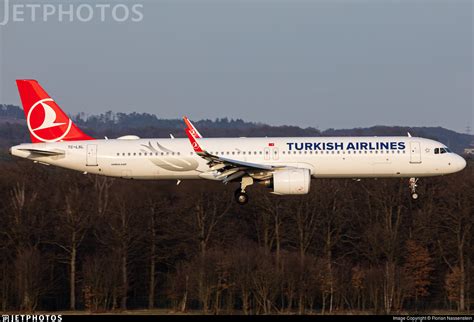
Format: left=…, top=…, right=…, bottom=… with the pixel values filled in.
left=435, top=147, right=451, bottom=154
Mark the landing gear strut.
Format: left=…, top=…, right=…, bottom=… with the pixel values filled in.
left=409, top=177, right=419, bottom=200
left=234, top=176, right=253, bottom=205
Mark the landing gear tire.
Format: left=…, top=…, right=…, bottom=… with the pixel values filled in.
left=234, top=189, right=249, bottom=205
left=234, top=176, right=253, bottom=205
left=409, top=177, right=419, bottom=200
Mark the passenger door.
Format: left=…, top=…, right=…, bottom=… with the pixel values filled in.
left=86, top=144, right=98, bottom=166
left=409, top=142, right=421, bottom=163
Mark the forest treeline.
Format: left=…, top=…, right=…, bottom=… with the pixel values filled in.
left=0, top=158, right=472, bottom=314
left=0, top=105, right=472, bottom=153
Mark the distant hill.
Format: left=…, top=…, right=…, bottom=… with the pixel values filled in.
left=1, top=105, right=472, bottom=153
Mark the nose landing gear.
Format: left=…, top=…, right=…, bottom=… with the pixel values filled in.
left=409, top=177, right=419, bottom=199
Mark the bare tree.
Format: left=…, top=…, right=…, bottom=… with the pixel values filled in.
left=14, top=246, right=43, bottom=311
left=184, top=190, right=230, bottom=312
left=95, top=197, right=142, bottom=310
left=50, top=186, right=91, bottom=310
left=252, top=251, right=280, bottom=314
left=89, top=176, right=114, bottom=217
left=435, top=174, right=472, bottom=312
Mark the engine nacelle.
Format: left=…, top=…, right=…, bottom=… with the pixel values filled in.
left=272, top=168, right=311, bottom=195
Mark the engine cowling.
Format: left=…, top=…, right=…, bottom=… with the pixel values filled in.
left=272, top=168, right=311, bottom=195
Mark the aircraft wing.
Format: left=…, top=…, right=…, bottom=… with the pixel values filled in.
left=184, top=128, right=283, bottom=183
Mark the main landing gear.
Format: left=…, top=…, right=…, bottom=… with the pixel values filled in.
left=234, top=189, right=249, bottom=205
left=234, top=176, right=253, bottom=205
left=409, top=177, right=419, bottom=200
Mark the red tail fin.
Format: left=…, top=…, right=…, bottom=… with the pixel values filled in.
left=16, top=80, right=94, bottom=143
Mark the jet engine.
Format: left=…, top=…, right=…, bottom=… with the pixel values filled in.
left=269, top=168, right=311, bottom=195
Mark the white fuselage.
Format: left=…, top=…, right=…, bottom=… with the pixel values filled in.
left=10, top=136, right=467, bottom=180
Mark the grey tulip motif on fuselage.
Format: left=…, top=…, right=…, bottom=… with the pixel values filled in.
left=140, top=141, right=200, bottom=172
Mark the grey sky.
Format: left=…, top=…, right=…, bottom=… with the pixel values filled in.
left=1, top=0, right=472, bottom=133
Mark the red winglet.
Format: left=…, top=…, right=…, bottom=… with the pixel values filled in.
left=185, top=128, right=203, bottom=153
left=183, top=116, right=203, bottom=138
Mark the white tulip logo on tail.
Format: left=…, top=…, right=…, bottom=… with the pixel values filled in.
left=27, top=98, right=72, bottom=142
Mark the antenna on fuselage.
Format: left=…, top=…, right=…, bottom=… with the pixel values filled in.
left=407, top=132, right=412, bottom=137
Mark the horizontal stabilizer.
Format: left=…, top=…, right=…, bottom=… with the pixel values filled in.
left=18, top=148, right=65, bottom=156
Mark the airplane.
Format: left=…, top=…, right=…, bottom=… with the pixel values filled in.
left=10, top=80, right=467, bottom=204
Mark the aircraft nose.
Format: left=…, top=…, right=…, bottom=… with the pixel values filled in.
left=456, top=155, right=467, bottom=171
